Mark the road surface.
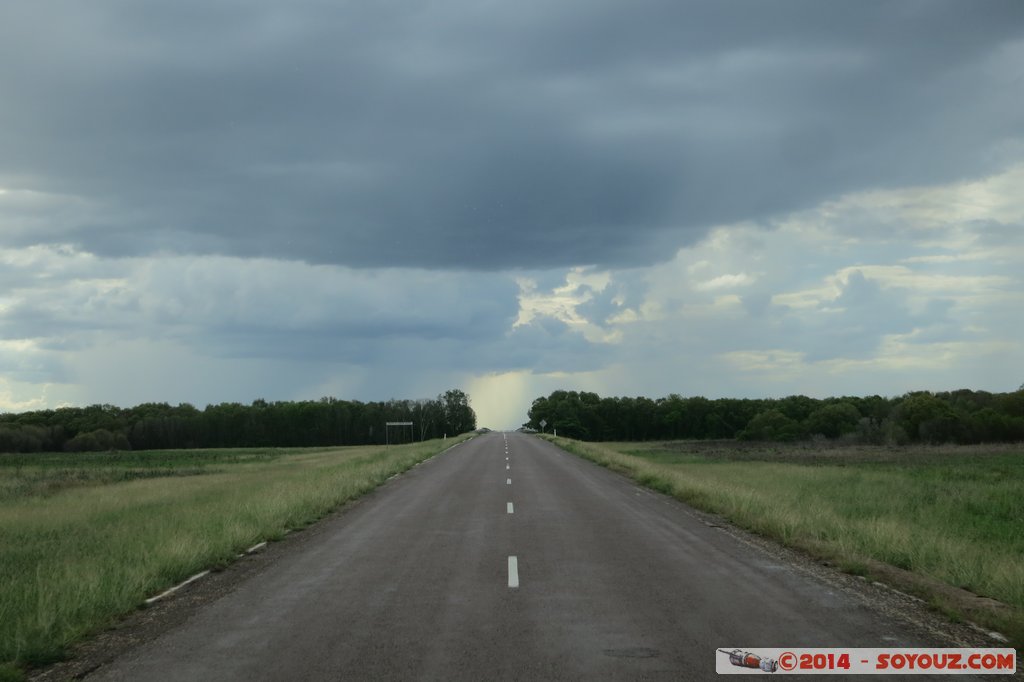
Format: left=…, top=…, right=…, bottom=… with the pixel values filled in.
left=85, top=432, right=990, bottom=680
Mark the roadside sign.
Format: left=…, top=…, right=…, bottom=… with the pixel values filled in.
left=385, top=421, right=414, bottom=446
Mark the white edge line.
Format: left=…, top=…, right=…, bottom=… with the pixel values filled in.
left=508, top=556, right=519, bottom=588
left=145, top=570, right=212, bottom=605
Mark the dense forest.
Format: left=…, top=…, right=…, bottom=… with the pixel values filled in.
left=0, top=389, right=476, bottom=453
left=524, top=388, right=1024, bottom=444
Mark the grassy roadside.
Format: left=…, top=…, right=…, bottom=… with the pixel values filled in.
left=542, top=435, right=1024, bottom=648
left=0, top=435, right=472, bottom=678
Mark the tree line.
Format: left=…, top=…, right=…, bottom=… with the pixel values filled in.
left=524, top=388, right=1024, bottom=444
left=0, top=389, right=476, bottom=453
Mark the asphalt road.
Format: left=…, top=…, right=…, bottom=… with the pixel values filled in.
left=86, top=433, right=992, bottom=680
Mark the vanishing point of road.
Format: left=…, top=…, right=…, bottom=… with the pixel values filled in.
left=83, top=432, right=990, bottom=680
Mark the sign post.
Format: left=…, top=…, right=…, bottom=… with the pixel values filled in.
left=385, top=421, right=414, bottom=447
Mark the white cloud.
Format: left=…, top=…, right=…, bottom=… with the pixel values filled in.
left=830, top=163, right=1024, bottom=230
left=772, top=265, right=1014, bottom=311
left=513, top=267, right=621, bottom=343
left=693, top=272, right=755, bottom=291
left=0, top=378, right=56, bottom=412
left=572, top=164, right=1023, bottom=397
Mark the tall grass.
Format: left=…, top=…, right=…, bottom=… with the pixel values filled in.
left=0, top=437, right=469, bottom=672
left=547, top=437, right=1024, bottom=646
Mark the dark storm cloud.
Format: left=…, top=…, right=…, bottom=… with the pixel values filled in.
left=1, top=1, right=1021, bottom=269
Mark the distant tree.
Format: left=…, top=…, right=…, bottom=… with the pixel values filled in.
left=413, top=398, right=444, bottom=441
left=738, top=410, right=803, bottom=441
left=441, top=389, right=476, bottom=435
left=996, top=388, right=1024, bottom=419
left=526, top=395, right=551, bottom=432
left=0, top=424, right=56, bottom=452
left=893, top=392, right=961, bottom=443
left=804, top=403, right=862, bottom=439
left=553, top=398, right=587, bottom=439
left=963, top=408, right=1024, bottom=443
left=64, top=428, right=130, bottom=452
left=776, top=395, right=819, bottom=423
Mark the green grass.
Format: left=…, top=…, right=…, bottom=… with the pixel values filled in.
left=545, top=436, right=1024, bottom=647
left=0, top=437, right=472, bottom=675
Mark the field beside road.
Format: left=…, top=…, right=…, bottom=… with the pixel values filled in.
left=544, top=436, right=1024, bottom=648
left=0, top=436, right=470, bottom=678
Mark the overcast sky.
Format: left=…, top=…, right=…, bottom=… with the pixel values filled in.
left=2, top=1, right=1022, bottom=428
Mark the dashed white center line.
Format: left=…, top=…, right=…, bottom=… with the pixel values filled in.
left=503, top=438, right=517, bottom=588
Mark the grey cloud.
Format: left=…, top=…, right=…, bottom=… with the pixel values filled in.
left=575, top=292, right=622, bottom=328
left=503, top=317, right=606, bottom=374
left=0, top=255, right=521, bottom=373
left=1, top=1, right=1021, bottom=269
left=975, top=220, right=1024, bottom=249
left=741, top=292, right=774, bottom=317
left=798, top=272, right=913, bottom=361
left=766, top=272, right=966, bottom=362
left=0, top=334, right=72, bottom=383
